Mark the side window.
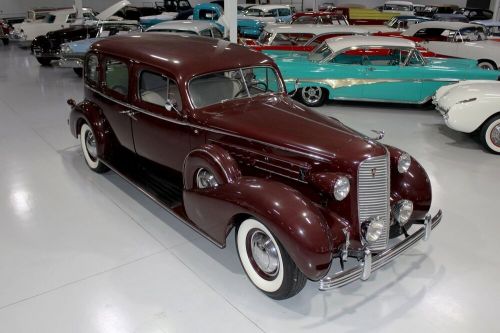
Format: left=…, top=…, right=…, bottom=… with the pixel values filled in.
left=212, top=28, right=223, bottom=39
left=85, top=54, right=99, bottom=85
left=278, top=8, right=290, bottom=16
left=104, top=58, right=129, bottom=97
left=200, top=29, right=212, bottom=37
left=139, top=71, right=182, bottom=111
left=66, top=13, right=76, bottom=23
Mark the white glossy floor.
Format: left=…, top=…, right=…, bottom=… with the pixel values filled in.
left=0, top=43, right=499, bottom=333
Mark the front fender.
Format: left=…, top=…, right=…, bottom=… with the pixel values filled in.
left=69, top=100, right=115, bottom=159
left=31, top=35, right=49, bottom=51
left=447, top=100, right=499, bottom=133
left=183, top=177, right=334, bottom=280
left=387, top=146, right=432, bottom=219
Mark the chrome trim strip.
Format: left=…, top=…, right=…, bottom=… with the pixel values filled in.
left=319, top=210, right=443, bottom=290
left=84, top=84, right=331, bottom=162
left=254, top=165, right=308, bottom=183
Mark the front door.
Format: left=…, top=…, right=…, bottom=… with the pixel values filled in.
left=130, top=67, right=191, bottom=172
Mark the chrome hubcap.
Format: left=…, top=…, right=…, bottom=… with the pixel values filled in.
left=480, top=63, right=493, bottom=70
left=196, top=168, right=218, bottom=189
left=302, top=86, right=322, bottom=104
left=250, top=230, right=279, bottom=276
left=491, top=123, right=500, bottom=147
left=85, top=130, right=97, bottom=160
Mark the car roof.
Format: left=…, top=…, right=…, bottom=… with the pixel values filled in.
left=385, top=1, right=413, bottom=5
left=471, top=19, right=500, bottom=26
left=403, top=21, right=482, bottom=35
left=146, top=20, right=219, bottom=32
left=264, top=24, right=368, bottom=34
left=90, top=34, right=275, bottom=81
left=326, top=35, right=416, bottom=53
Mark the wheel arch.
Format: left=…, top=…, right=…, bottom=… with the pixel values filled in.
left=477, top=58, right=498, bottom=70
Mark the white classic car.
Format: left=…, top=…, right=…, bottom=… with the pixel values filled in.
left=402, top=21, right=500, bottom=70
left=240, top=5, right=294, bottom=23
left=433, top=80, right=500, bottom=154
left=10, top=0, right=130, bottom=46
left=146, top=20, right=224, bottom=38
left=382, top=1, right=415, bottom=16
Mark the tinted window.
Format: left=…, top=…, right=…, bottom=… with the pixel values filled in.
left=278, top=8, right=290, bottom=16
left=85, top=54, right=99, bottom=84
left=200, top=29, right=212, bottom=37
left=212, top=28, right=223, bottom=38
left=139, top=71, right=182, bottom=110
left=105, top=59, right=128, bottom=96
left=66, top=13, right=76, bottom=23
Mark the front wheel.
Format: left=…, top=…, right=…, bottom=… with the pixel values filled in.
left=298, top=86, right=327, bottom=107
left=236, top=218, right=306, bottom=300
left=480, top=115, right=500, bottom=154
left=36, top=57, right=52, bottom=66
left=478, top=60, right=497, bottom=70
left=80, top=123, right=109, bottom=173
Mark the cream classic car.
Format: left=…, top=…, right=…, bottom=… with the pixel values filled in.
left=433, top=80, right=500, bottom=154
left=402, top=21, right=500, bottom=70
left=10, top=0, right=130, bottom=47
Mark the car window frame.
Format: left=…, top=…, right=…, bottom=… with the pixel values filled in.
left=102, top=56, right=130, bottom=102
left=84, top=52, right=100, bottom=89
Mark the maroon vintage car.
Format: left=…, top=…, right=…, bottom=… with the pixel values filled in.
left=68, top=34, right=442, bottom=299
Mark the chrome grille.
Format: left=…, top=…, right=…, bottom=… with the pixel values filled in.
left=358, top=154, right=390, bottom=251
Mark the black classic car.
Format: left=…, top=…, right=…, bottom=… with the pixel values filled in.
left=454, top=8, right=493, bottom=21
left=31, top=24, right=99, bottom=65
left=31, top=20, right=141, bottom=66
left=0, top=20, right=9, bottom=45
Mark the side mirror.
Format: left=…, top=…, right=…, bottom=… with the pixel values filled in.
left=165, top=98, right=183, bottom=118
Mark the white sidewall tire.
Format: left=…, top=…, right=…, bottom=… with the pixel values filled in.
left=80, top=123, right=100, bottom=169
left=237, top=218, right=284, bottom=293
left=478, top=61, right=495, bottom=70
left=483, top=118, right=500, bottom=153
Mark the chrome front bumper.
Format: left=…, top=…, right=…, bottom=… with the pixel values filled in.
left=59, top=56, right=83, bottom=68
left=319, top=210, right=443, bottom=290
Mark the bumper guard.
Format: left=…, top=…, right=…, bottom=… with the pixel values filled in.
left=319, top=210, right=442, bottom=290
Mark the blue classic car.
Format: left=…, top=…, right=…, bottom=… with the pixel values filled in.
left=59, top=21, right=142, bottom=75
left=266, top=35, right=500, bottom=107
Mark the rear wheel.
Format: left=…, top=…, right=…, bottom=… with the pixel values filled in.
left=80, top=123, right=109, bottom=173
left=478, top=60, right=497, bottom=70
left=298, top=86, right=327, bottom=107
left=73, top=67, right=83, bottom=77
left=480, top=114, right=500, bottom=154
left=236, top=218, right=306, bottom=300
left=36, top=57, right=52, bottom=66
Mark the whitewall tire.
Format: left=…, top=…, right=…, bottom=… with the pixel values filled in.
left=80, top=123, right=109, bottom=173
left=236, top=218, right=306, bottom=299
left=478, top=60, right=496, bottom=70
left=480, top=115, right=500, bottom=154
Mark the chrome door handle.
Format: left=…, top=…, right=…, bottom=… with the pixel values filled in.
left=119, top=110, right=138, bottom=121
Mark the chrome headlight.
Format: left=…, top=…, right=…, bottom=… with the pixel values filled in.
left=60, top=44, right=71, bottom=54
left=397, top=153, right=411, bottom=173
left=333, top=176, right=350, bottom=201
left=362, top=217, right=385, bottom=243
left=393, top=199, right=413, bottom=225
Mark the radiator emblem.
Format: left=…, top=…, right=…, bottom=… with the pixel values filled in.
left=371, top=168, right=377, bottom=178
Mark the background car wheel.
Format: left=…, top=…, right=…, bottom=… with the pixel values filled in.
left=80, top=123, right=109, bottom=173
left=236, top=218, right=306, bottom=300
left=298, top=86, right=327, bottom=107
left=480, top=115, right=500, bottom=154
left=477, top=60, right=497, bottom=70
left=73, top=68, right=83, bottom=77
left=36, top=57, right=52, bottom=66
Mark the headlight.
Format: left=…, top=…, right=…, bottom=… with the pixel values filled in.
left=397, top=153, right=411, bottom=173
left=393, top=200, right=413, bottom=225
left=333, top=176, right=350, bottom=201
left=60, top=44, right=71, bottom=54
left=362, top=217, right=385, bottom=243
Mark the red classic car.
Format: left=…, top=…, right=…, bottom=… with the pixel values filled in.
left=0, top=20, right=10, bottom=45
left=68, top=34, right=442, bottom=299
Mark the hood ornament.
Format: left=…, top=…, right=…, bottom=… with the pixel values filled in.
left=369, top=130, right=385, bottom=141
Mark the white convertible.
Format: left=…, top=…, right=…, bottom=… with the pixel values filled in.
left=403, top=21, right=500, bottom=70
left=433, top=80, right=500, bottom=154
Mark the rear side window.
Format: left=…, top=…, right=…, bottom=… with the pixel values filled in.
left=85, top=54, right=99, bottom=85
left=105, top=59, right=129, bottom=97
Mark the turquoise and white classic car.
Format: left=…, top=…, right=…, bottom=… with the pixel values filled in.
left=266, top=35, right=500, bottom=107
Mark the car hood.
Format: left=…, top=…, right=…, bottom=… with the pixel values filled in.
left=264, top=51, right=310, bottom=63
left=197, top=95, right=387, bottom=165
left=96, top=0, right=131, bottom=20
left=436, top=80, right=500, bottom=109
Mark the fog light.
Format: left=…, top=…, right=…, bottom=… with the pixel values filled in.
left=362, top=217, right=385, bottom=243
left=393, top=200, right=413, bottom=225
left=397, top=153, right=411, bottom=173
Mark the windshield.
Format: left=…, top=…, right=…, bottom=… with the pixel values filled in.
left=383, top=4, right=413, bottom=11
left=189, top=67, right=283, bottom=108
left=43, top=14, right=56, bottom=23
left=456, top=27, right=487, bottom=41
left=257, top=31, right=272, bottom=44
left=308, top=42, right=333, bottom=62
left=99, top=24, right=141, bottom=37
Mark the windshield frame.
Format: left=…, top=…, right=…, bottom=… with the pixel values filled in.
left=188, top=66, right=284, bottom=109
left=308, top=41, right=334, bottom=63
